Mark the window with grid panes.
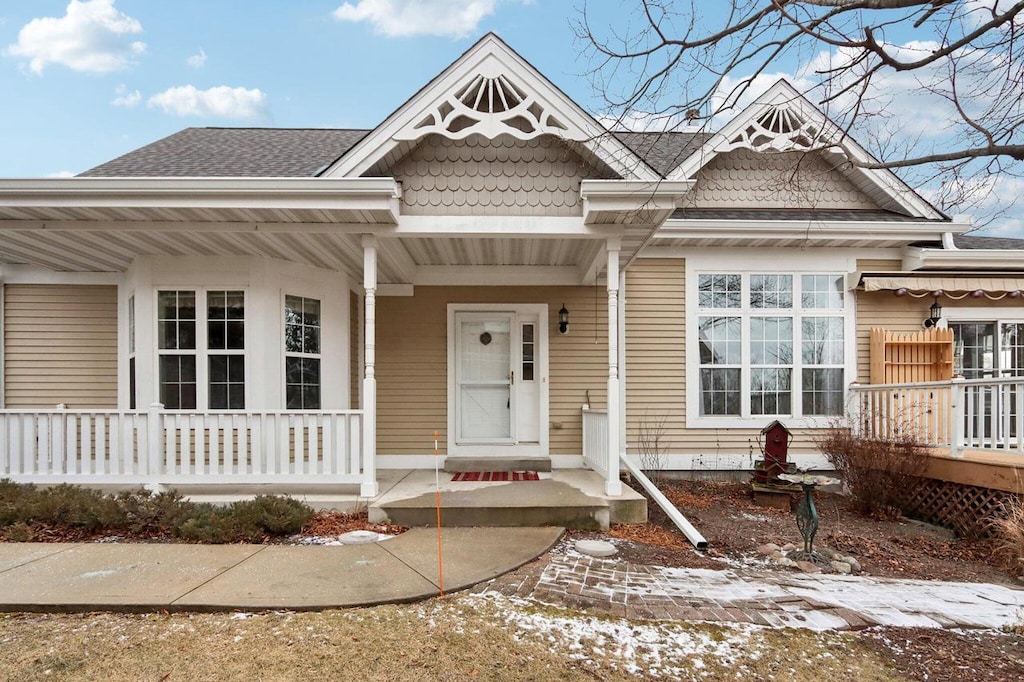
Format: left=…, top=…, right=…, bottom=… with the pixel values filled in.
left=696, top=273, right=845, bottom=418
left=284, top=295, right=321, bottom=409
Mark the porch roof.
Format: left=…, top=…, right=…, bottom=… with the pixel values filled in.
left=0, top=177, right=689, bottom=283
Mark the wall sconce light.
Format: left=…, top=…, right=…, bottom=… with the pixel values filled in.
left=558, top=304, right=569, bottom=334
left=924, top=298, right=943, bottom=328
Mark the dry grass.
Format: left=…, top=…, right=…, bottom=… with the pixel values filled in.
left=0, top=596, right=906, bottom=681
left=990, top=496, right=1024, bottom=576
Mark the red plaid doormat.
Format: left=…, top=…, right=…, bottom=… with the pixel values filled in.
left=451, top=471, right=540, bottom=482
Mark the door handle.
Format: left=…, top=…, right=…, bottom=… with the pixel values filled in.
left=509, top=370, right=514, bottom=386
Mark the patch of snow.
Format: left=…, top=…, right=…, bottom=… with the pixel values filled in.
left=466, top=591, right=759, bottom=677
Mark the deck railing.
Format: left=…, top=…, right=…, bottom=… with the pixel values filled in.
left=849, top=377, right=1024, bottom=456
left=0, top=405, right=367, bottom=488
left=581, top=405, right=610, bottom=477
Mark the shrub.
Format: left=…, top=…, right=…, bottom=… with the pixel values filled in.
left=114, top=489, right=197, bottom=537
left=174, top=496, right=313, bottom=543
left=990, top=496, right=1024, bottom=577
left=230, top=495, right=313, bottom=535
left=25, top=484, right=125, bottom=531
left=0, top=480, right=313, bottom=543
left=814, top=426, right=929, bottom=519
left=0, top=479, right=36, bottom=526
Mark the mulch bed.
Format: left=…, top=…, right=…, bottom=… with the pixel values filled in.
left=586, top=477, right=1015, bottom=584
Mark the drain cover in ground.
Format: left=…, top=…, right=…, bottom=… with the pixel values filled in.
left=575, top=539, right=617, bottom=557
left=338, top=530, right=381, bottom=545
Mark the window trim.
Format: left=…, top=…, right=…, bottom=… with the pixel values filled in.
left=944, top=308, right=1024, bottom=377
left=686, top=260, right=856, bottom=430
left=154, top=287, right=249, bottom=411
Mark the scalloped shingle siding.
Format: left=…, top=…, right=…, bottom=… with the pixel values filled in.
left=390, top=134, right=618, bottom=216
left=689, top=149, right=879, bottom=209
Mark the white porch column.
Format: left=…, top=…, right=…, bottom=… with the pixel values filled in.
left=606, top=238, right=622, bottom=496
left=361, top=235, right=379, bottom=497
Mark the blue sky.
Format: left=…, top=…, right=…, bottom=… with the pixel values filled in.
left=0, top=1, right=1019, bottom=237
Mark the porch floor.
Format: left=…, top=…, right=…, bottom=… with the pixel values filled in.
left=369, top=469, right=647, bottom=531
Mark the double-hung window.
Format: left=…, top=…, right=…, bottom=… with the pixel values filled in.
left=695, top=272, right=846, bottom=421
left=284, top=295, right=322, bottom=409
left=157, top=290, right=246, bottom=410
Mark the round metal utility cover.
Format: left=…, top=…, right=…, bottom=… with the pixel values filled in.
left=337, top=530, right=381, bottom=545
left=575, top=539, right=617, bottom=557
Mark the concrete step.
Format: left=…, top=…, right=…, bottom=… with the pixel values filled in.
left=443, top=456, right=552, bottom=473
left=369, top=471, right=646, bottom=531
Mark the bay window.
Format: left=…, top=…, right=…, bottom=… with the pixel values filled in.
left=696, top=272, right=846, bottom=420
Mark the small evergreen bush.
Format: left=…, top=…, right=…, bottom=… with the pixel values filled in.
left=0, top=479, right=313, bottom=543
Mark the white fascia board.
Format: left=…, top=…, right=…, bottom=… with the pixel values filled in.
left=390, top=215, right=619, bottom=239
left=903, top=245, right=1024, bottom=271
left=0, top=177, right=401, bottom=214
left=655, top=217, right=954, bottom=244
left=580, top=179, right=692, bottom=223
left=665, top=80, right=945, bottom=221
left=324, top=34, right=659, bottom=181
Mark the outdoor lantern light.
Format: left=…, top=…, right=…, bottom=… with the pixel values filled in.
left=558, top=304, right=569, bottom=334
left=924, top=298, right=943, bottom=328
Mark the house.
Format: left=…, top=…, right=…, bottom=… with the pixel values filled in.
left=0, top=33, right=1022, bottom=502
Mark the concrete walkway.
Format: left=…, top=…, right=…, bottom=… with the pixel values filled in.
left=484, top=551, right=1024, bottom=631
left=0, top=527, right=563, bottom=612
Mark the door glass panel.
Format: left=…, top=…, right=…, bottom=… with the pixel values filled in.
left=458, top=317, right=511, bottom=441
left=952, top=322, right=996, bottom=378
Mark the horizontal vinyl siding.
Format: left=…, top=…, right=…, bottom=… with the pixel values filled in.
left=376, top=286, right=608, bottom=455
left=3, top=284, right=118, bottom=408
left=624, top=259, right=686, bottom=449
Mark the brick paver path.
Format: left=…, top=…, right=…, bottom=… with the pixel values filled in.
left=483, top=553, right=1024, bottom=631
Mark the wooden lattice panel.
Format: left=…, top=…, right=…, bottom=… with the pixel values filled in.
left=903, top=477, right=1021, bottom=537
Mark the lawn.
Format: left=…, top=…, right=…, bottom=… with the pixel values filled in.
left=0, top=594, right=904, bottom=681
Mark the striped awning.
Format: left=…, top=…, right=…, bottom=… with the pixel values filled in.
left=862, top=275, right=1024, bottom=293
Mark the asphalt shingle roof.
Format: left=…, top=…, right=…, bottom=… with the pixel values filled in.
left=79, top=127, right=708, bottom=179
left=79, top=128, right=369, bottom=177
left=952, top=235, right=1024, bottom=250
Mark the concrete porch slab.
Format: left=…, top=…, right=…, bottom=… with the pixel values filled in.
left=369, top=469, right=646, bottom=530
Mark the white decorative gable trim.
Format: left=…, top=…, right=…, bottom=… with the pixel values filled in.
left=667, top=80, right=946, bottom=220
left=718, top=105, right=823, bottom=155
left=396, top=66, right=579, bottom=143
left=325, top=34, right=658, bottom=181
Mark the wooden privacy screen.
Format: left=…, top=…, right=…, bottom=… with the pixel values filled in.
left=869, top=327, right=954, bottom=384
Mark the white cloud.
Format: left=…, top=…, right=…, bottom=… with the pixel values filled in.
left=333, top=0, right=519, bottom=38
left=5, top=0, right=145, bottom=75
left=46, top=171, right=75, bottom=178
left=111, top=83, right=140, bottom=107
left=147, top=85, right=269, bottom=121
left=187, top=48, right=207, bottom=69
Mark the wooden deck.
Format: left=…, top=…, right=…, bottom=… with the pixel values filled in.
left=922, top=447, right=1024, bottom=494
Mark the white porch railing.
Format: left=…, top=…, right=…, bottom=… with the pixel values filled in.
left=0, top=405, right=368, bottom=489
left=585, top=405, right=606, bottom=475
left=849, top=377, right=1024, bottom=457
left=582, top=405, right=610, bottom=477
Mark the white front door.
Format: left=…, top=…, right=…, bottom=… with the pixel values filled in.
left=455, top=312, right=514, bottom=443
left=449, top=305, right=547, bottom=454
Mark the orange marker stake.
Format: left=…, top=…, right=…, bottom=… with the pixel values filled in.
left=434, top=429, right=444, bottom=596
